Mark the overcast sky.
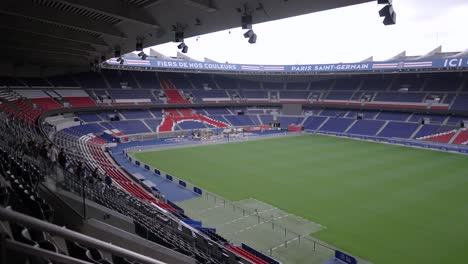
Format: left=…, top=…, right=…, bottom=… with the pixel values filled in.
left=149, top=0, right=468, bottom=65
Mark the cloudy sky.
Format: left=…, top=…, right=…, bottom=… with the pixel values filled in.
left=150, top=0, right=468, bottom=65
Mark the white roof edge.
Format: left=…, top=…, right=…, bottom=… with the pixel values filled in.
left=415, top=46, right=442, bottom=59
left=385, top=51, right=406, bottom=61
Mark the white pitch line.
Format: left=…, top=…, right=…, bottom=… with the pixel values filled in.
left=232, top=214, right=291, bottom=235
left=270, top=237, right=299, bottom=251
left=197, top=201, right=235, bottom=214
left=218, top=207, right=278, bottom=226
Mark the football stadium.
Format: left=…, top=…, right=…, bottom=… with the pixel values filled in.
left=1, top=1, right=468, bottom=264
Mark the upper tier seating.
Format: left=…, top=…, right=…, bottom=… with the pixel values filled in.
left=374, top=92, right=425, bottom=103
left=320, top=109, right=347, bottom=117
left=21, top=77, right=51, bottom=87
left=332, top=77, right=361, bottom=90
left=390, top=74, right=424, bottom=91
left=325, top=91, right=353, bottom=100
left=239, top=80, right=260, bottom=89
left=48, top=74, right=79, bottom=87
left=55, top=89, right=96, bottom=107
left=424, top=73, right=462, bottom=91
left=376, top=112, right=411, bottom=121
left=132, top=71, right=161, bottom=89
left=190, top=90, right=230, bottom=102
left=108, top=90, right=157, bottom=104
left=241, top=90, right=268, bottom=99
left=361, top=75, right=393, bottom=91
left=164, top=90, right=191, bottom=104
left=0, top=76, right=25, bottom=87
left=214, top=76, right=238, bottom=89
left=286, top=82, right=308, bottom=89
left=450, top=95, right=468, bottom=111
left=280, top=91, right=310, bottom=100
left=263, top=82, right=284, bottom=90
left=74, top=72, right=107, bottom=88
left=189, top=74, right=217, bottom=89
left=102, top=69, right=138, bottom=88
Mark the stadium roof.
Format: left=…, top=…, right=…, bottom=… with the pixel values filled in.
left=139, top=45, right=468, bottom=63
left=0, top=0, right=371, bottom=75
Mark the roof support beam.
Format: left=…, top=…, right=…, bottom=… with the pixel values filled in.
left=0, top=41, right=92, bottom=57
left=0, top=45, right=90, bottom=59
left=0, top=0, right=126, bottom=38
left=0, top=54, right=88, bottom=67
left=53, top=0, right=159, bottom=28
left=183, top=0, right=217, bottom=12
left=0, top=29, right=97, bottom=53
left=0, top=15, right=108, bottom=47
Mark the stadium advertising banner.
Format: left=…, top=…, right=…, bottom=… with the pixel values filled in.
left=106, top=57, right=468, bottom=74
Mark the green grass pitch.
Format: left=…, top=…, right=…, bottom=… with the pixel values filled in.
left=134, top=135, right=468, bottom=264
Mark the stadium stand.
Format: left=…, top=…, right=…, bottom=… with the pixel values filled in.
left=1, top=54, right=468, bottom=264
left=55, top=89, right=96, bottom=107
left=347, top=120, right=386, bottom=136
left=377, top=122, right=420, bottom=139
left=319, top=118, right=355, bottom=133
left=451, top=128, right=468, bottom=145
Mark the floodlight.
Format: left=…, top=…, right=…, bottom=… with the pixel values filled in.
left=182, top=45, right=188, bottom=53
left=248, top=33, right=257, bottom=44
left=177, top=42, right=186, bottom=49
left=243, top=29, right=254, bottom=38
left=379, top=4, right=396, bottom=25
left=383, top=11, right=396, bottom=25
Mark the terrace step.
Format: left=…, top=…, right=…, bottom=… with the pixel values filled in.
left=410, top=124, right=424, bottom=139
left=376, top=121, right=390, bottom=136
left=449, top=128, right=465, bottom=144
left=344, top=119, right=358, bottom=133
left=316, top=117, right=329, bottom=130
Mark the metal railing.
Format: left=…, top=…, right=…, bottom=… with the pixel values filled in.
left=0, top=207, right=167, bottom=264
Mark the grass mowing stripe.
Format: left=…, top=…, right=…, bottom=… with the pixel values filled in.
left=134, top=134, right=468, bottom=264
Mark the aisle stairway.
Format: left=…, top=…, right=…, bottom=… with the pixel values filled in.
left=160, top=79, right=191, bottom=104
